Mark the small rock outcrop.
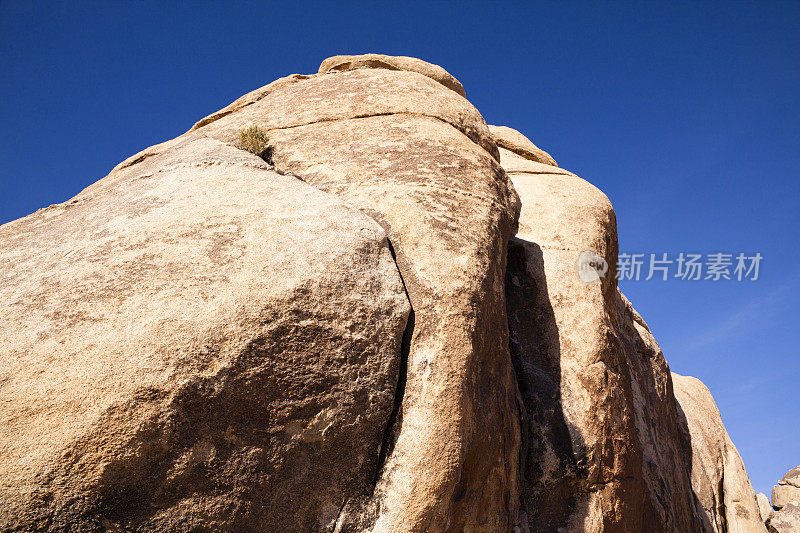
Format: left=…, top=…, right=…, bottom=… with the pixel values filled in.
left=758, top=466, right=800, bottom=532
left=672, top=374, right=766, bottom=532
left=0, top=53, right=767, bottom=532
left=757, top=492, right=775, bottom=523
left=772, top=466, right=800, bottom=509
left=768, top=502, right=800, bottom=533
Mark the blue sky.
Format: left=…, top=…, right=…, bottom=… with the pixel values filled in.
left=1, top=1, right=797, bottom=495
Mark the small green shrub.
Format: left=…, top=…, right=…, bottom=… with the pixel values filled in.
left=237, top=126, right=271, bottom=161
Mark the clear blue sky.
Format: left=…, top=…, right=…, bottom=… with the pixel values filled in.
left=1, top=1, right=797, bottom=496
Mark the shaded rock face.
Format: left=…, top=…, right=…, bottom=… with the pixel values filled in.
left=500, top=133, right=705, bottom=531
left=671, top=374, right=766, bottom=533
left=497, top=125, right=766, bottom=532
left=0, top=54, right=764, bottom=532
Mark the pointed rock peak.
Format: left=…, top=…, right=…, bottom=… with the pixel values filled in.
left=489, top=124, right=558, bottom=167
left=318, top=53, right=466, bottom=98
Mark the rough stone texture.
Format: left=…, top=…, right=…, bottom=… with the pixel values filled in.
left=0, top=54, right=766, bottom=533
left=768, top=502, right=800, bottom=533
left=772, top=484, right=800, bottom=509
left=757, top=492, right=775, bottom=523
left=780, top=466, right=800, bottom=488
left=672, top=373, right=767, bottom=532
left=0, top=137, right=410, bottom=531
left=501, top=133, right=706, bottom=531
left=489, top=125, right=558, bottom=167
left=185, top=67, right=498, bottom=163
left=188, top=73, right=311, bottom=131
left=173, top=56, right=521, bottom=532
left=318, top=53, right=467, bottom=97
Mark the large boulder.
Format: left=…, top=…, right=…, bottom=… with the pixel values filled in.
left=761, top=467, right=800, bottom=532
left=115, top=55, right=522, bottom=531
left=672, top=373, right=766, bottom=532
left=772, top=484, right=800, bottom=509
left=771, top=466, right=800, bottom=509
left=780, top=466, right=800, bottom=488
left=0, top=55, right=767, bottom=532
left=499, top=126, right=706, bottom=531
left=0, top=136, right=410, bottom=531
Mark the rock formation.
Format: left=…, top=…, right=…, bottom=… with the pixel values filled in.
left=0, top=54, right=766, bottom=532
left=755, top=466, right=800, bottom=532
left=671, top=374, right=765, bottom=532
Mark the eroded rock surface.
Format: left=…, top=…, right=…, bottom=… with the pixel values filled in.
left=0, top=137, right=410, bottom=531
left=758, top=467, right=800, bottom=532
left=489, top=125, right=558, bottom=167
left=757, top=492, right=775, bottom=523
left=0, top=54, right=766, bottom=533
left=318, top=53, right=467, bottom=97
left=768, top=502, right=800, bottom=533
left=672, top=373, right=766, bottom=532
left=499, top=126, right=706, bottom=531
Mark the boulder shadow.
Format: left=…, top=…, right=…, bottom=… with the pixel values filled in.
left=505, top=237, right=587, bottom=531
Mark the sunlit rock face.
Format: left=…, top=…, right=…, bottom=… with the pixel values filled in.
left=0, top=53, right=764, bottom=532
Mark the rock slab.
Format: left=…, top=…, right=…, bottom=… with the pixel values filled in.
left=0, top=137, right=410, bottom=531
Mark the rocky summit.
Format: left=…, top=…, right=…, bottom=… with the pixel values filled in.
left=0, top=54, right=770, bottom=532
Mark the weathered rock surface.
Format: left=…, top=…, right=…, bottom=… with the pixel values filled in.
left=245, top=68, right=521, bottom=533
left=780, top=466, right=800, bottom=488
left=489, top=125, right=558, bottom=167
left=318, top=53, right=467, bottom=97
left=672, top=373, right=766, bottom=532
left=0, top=54, right=766, bottom=532
left=500, top=127, right=705, bottom=531
left=72, top=54, right=521, bottom=531
left=0, top=137, right=410, bottom=531
left=760, top=467, right=800, bottom=532
left=757, top=492, right=775, bottom=522
left=772, top=484, right=800, bottom=509
left=768, top=502, right=800, bottom=533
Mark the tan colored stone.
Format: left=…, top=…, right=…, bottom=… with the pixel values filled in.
left=498, top=146, right=570, bottom=176
left=264, top=110, right=518, bottom=533
left=176, top=60, right=520, bottom=532
left=0, top=55, right=770, bottom=533
left=489, top=125, right=558, bottom=166
left=0, top=136, right=410, bottom=531
left=769, top=502, right=800, bottom=533
left=780, top=465, right=800, bottom=488
left=672, top=373, right=767, bottom=532
left=773, top=484, right=800, bottom=509
left=758, top=492, right=775, bottom=523
left=503, top=151, right=704, bottom=530
left=194, top=67, right=498, bottom=160
left=188, top=73, right=312, bottom=131
left=318, top=53, right=466, bottom=97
